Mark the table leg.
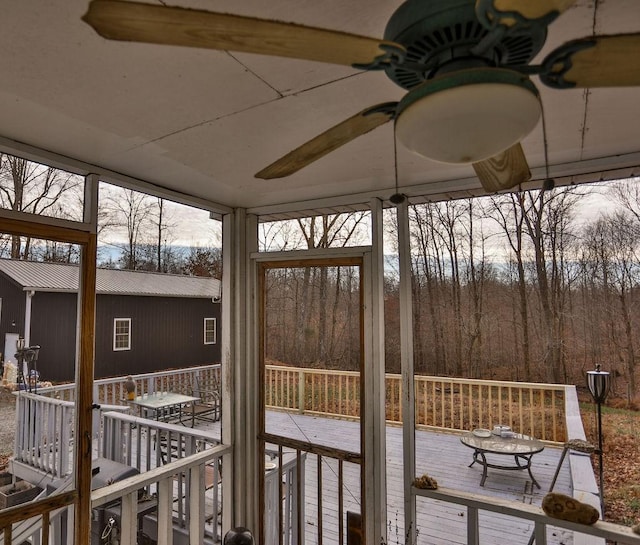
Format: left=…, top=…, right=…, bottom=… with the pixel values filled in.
left=514, top=454, right=540, bottom=489
left=471, top=449, right=489, bottom=487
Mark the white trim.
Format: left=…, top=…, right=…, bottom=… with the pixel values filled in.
left=203, top=317, right=217, bottom=345
left=398, top=199, right=417, bottom=545
left=221, top=212, right=234, bottom=535
left=0, top=135, right=232, bottom=217
left=113, top=318, right=131, bottom=351
left=248, top=153, right=640, bottom=221
left=252, top=246, right=372, bottom=262
left=24, top=290, right=34, bottom=346
left=362, top=197, right=387, bottom=545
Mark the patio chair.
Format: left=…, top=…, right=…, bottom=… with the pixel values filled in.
left=191, top=374, right=221, bottom=423
left=527, top=438, right=595, bottom=545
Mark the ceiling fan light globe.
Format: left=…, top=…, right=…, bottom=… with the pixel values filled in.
left=395, top=69, right=541, bottom=164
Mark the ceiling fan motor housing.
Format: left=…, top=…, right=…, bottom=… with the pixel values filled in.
left=395, top=67, right=541, bottom=164
left=383, top=0, right=547, bottom=90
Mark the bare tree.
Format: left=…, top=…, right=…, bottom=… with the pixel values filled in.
left=100, top=187, right=154, bottom=270
left=520, top=187, right=580, bottom=382
left=0, top=153, right=82, bottom=259
left=149, top=198, right=179, bottom=272
left=487, top=193, right=533, bottom=380
left=582, top=212, right=639, bottom=400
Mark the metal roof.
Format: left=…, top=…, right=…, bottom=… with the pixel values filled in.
left=0, top=259, right=221, bottom=299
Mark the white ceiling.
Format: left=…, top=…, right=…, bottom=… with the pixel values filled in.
left=2, top=0, right=640, bottom=217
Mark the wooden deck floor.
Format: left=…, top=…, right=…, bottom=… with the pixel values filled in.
left=200, top=411, right=574, bottom=545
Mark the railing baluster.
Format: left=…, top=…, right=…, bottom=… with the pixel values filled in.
left=431, top=380, right=436, bottom=427
left=188, top=464, right=204, bottom=545
left=467, top=505, right=479, bottom=545
left=469, top=383, right=480, bottom=428
left=121, top=490, right=138, bottom=545
left=529, top=388, right=534, bottom=437
left=296, top=450, right=304, bottom=545
left=449, top=380, right=454, bottom=428
left=317, top=455, right=323, bottom=545
left=338, top=460, right=344, bottom=545
left=157, top=477, right=173, bottom=545
left=519, top=389, right=524, bottom=433
left=534, top=521, right=547, bottom=545
left=479, top=383, right=483, bottom=428
left=552, top=390, right=558, bottom=442
left=298, top=370, right=305, bottom=414
left=440, top=379, right=445, bottom=428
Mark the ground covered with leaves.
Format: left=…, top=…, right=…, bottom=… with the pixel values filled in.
left=0, top=387, right=16, bottom=471
left=581, top=402, right=640, bottom=527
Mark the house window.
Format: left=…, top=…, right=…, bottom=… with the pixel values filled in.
left=204, top=318, right=216, bottom=345
left=113, top=318, right=131, bottom=351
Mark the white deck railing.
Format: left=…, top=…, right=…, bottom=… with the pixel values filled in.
left=12, top=392, right=126, bottom=481
left=265, top=366, right=568, bottom=442
left=415, top=487, right=640, bottom=545
left=7, top=368, right=640, bottom=545
left=36, top=364, right=221, bottom=405
left=91, top=446, right=230, bottom=545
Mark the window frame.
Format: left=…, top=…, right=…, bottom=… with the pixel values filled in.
left=204, top=317, right=217, bottom=345
left=113, top=318, right=131, bottom=351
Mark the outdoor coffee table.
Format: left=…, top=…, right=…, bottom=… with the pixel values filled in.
left=460, top=430, right=544, bottom=488
left=130, top=392, right=200, bottom=427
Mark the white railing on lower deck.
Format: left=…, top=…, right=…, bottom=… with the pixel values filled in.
left=99, top=409, right=223, bottom=540
left=91, top=445, right=229, bottom=545
left=415, top=486, right=640, bottom=545
left=36, top=364, right=221, bottom=405
left=12, top=392, right=126, bottom=481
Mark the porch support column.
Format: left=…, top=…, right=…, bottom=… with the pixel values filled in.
left=397, top=199, right=417, bottom=544
left=364, top=197, right=387, bottom=545
left=222, top=208, right=259, bottom=534
left=75, top=172, right=99, bottom=545
left=23, top=290, right=34, bottom=345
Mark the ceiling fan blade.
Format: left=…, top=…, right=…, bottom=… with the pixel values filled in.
left=476, top=0, right=576, bottom=29
left=473, top=143, right=531, bottom=192
left=540, top=34, right=640, bottom=89
left=83, top=0, right=403, bottom=68
left=256, top=103, right=397, bottom=179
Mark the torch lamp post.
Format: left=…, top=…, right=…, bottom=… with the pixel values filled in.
left=586, top=364, right=611, bottom=516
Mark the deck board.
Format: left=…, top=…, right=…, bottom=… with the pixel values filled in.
left=199, top=411, right=574, bottom=545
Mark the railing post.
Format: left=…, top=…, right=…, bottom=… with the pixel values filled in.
left=157, top=478, right=173, bottom=545
left=189, top=464, right=205, bottom=545
left=120, top=491, right=138, bottom=545
left=298, top=369, right=305, bottom=414
left=467, top=506, right=479, bottom=545
left=534, top=521, right=547, bottom=545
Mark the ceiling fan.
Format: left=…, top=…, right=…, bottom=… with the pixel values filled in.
left=83, top=0, right=640, bottom=193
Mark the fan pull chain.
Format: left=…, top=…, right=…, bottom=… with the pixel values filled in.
left=539, top=96, right=555, bottom=191
left=390, top=124, right=405, bottom=204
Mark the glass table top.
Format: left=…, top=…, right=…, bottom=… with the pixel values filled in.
left=460, top=431, right=544, bottom=455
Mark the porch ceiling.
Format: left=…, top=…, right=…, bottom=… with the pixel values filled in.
left=2, top=1, right=640, bottom=217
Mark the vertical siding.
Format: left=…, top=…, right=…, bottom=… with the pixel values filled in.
left=95, top=295, right=221, bottom=378
left=31, top=292, right=78, bottom=382
left=1, top=287, right=222, bottom=382
left=0, top=273, right=26, bottom=360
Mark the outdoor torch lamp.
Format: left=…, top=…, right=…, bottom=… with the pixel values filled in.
left=586, top=364, right=611, bottom=516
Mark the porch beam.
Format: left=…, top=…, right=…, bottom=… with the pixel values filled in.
left=74, top=173, right=99, bottom=545
left=226, top=209, right=260, bottom=534
left=397, top=199, right=417, bottom=545
left=0, top=135, right=232, bottom=217
left=362, top=197, right=387, bottom=545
